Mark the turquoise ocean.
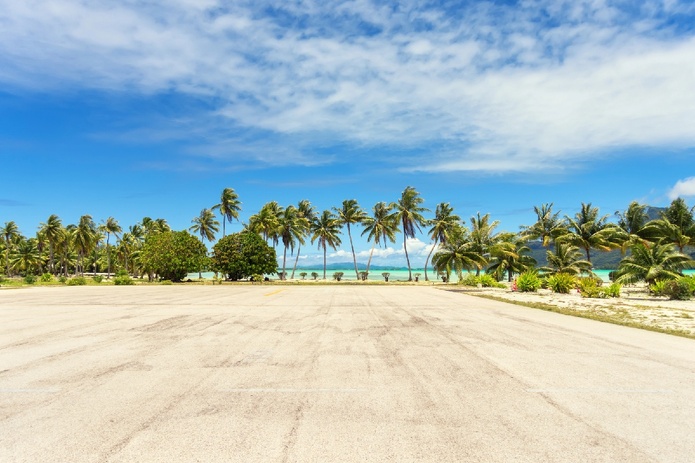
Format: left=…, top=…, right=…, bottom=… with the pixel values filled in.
left=189, top=268, right=646, bottom=283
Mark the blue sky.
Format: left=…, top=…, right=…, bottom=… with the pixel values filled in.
left=2, top=0, right=695, bottom=267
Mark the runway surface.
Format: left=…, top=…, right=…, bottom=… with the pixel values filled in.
left=1, top=285, right=693, bottom=462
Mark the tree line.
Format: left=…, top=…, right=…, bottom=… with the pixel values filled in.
left=1, top=186, right=694, bottom=284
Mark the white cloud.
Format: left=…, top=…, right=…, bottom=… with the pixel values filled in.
left=1, top=1, right=694, bottom=171
left=668, top=177, right=695, bottom=200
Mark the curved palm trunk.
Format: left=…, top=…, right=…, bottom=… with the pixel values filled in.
left=290, top=244, right=301, bottom=279
left=403, top=234, right=412, bottom=281
left=366, top=242, right=376, bottom=276
left=347, top=224, right=359, bottom=279
left=281, top=246, right=288, bottom=280
left=424, top=238, right=438, bottom=281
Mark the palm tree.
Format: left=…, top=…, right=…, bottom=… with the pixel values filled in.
left=432, top=227, right=487, bottom=282
left=249, top=202, right=283, bottom=246
left=334, top=199, right=367, bottom=279
left=539, top=241, right=593, bottom=276
left=290, top=200, right=316, bottom=279
left=614, top=242, right=694, bottom=285
left=101, top=217, right=122, bottom=279
left=614, top=201, right=650, bottom=252
left=642, top=219, right=694, bottom=253
left=521, top=203, right=564, bottom=247
left=2, top=221, right=21, bottom=276
left=141, top=217, right=170, bottom=238
left=39, top=214, right=64, bottom=275
left=190, top=209, right=219, bottom=278
left=9, top=238, right=41, bottom=275
left=310, top=210, right=342, bottom=280
left=424, top=202, right=460, bottom=281
left=213, top=187, right=242, bottom=237
left=391, top=186, right=429, bottom=281
left=487, top=233, right=536, bottom=282
left=73, top=215, right=98, bottom=276
left=190, top=209, right=220, bottom=243
left=469, top=212, right=500, bottom=276
left=278, top=205, right=309, bottom=279
left=361, top=202, right=398, bottom=276
left=560, top=203, right=617, bottom=263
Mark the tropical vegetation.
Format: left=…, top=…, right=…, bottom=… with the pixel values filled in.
left=1, top=187, right=694, bottom=288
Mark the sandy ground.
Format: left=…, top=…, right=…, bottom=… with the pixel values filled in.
left=1, top=285, right=694, bottom=463
left=447, top=284, right=695, bottom=336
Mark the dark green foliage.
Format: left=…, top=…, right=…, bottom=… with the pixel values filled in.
left=140, top=231, right=208, bottom=282
left=458, top=273, right=478, bottom=286
left=663, top=279, right=693, bottom=300
left=40, top=273, right=53, bottom=282
left=546, top=273, right=575, bottom=294
left=92, top=275, right=103, bottom=283
left=604, top=282, right=622, bottom=298
left=211, top=231, right=277, bottom=281
left=517, top=271, right=541, bottom=292
left=300, top=272, right=308, bottom=280
left=577, top=277, right=605, bottom=298
left=333, top=272, right=344, bottom=281
left=23, top=274, right=37, bottom=284
left=67, top=277, right=87, bottom=286
left=114, top=275, right=134, bottom=285
left=311, top=272, right=319, bottom=280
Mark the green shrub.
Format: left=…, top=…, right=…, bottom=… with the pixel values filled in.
left=679, top=275, right=695, bottom=293
left=115, top=269, right=129, bottom=277
left=92, top=275, right=103, bottom=283
left=359, top=271, right=368, bottom=281
left=300, top=272, right=308, bottom=280
left=114, top=275, right=134, bottom=285
left=251, top=274, right=263, bottom=284
left=604, top=282, right=622, bottom=298
left=546, top=273, right=575, bottom=294
left=160, top=279, right=173, bottom=285
left=23, top=274, right=37, bottom=285
left=40, top=273, right=54, bottom=282
left=458, top=273, right=478, bottom=286
left=663, top=279, right=693, bottom=301
left=311, top=272, right=319, bottom=280
left=0, top=274, right=6, bottom=283
left=58, top=275, right=67, bottom=284
left=333, top=272, right=344, bottom=281
left=649, top=280, right=667, bottom=297
left=478, top=274, right=505, bottom=288
left=517, top=271, right=541, bottom=292
left=382, top=272, right=390, bottom=282
left=67, top=277, right=87, bottom=286
left=578, top=277, right=606, bottom=298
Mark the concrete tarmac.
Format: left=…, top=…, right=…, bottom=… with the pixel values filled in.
left=0, top=285, right=693, bottom=462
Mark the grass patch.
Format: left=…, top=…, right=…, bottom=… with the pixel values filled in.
left=468, top=293, right=695, bottom=340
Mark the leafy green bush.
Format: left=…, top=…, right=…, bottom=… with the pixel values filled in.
left=333, top=271, right=344, bottom=281
left=40, top=273, right=53, bottom=282
left=0, top=274, right=6, bottom=283
left=679, top=275, right=695, bottom=293
left=649, top=280, right=667, bottom=297
left=115, top=269, right=129, bottom=277
left=478, top=274, right=505, bottom=288
left=517, top=271, right=541, bottom=292
left=458, top=273, right=478, bottom=286
left=251, top=274, right=263, bottom=284
left=67, top=277, right=87, bottom=286
left=141, top=231, right=209, bottom=282
left=578, top=277, right=606, bottom=298
left=92, top=275, right=103, bottom=283
left=114, top=275, right=134, bottom=285
left=546, top=273, right=575, bottom=294
left=382, top=272, right=390, bottom=282
left=160, top=279, right=173, bottom=285
left=58, top=275, right=67, bottom=283
left=359, top=271, right=368, bottom=281
left=311, top=272, right=319, bottom=280
left=23, top=274, right=37, bottom=285
left=604, top=282, right=622, bottom=298
left=300, top=272, right=308, bottom=280
left=211, top=231, right=276, bottom=281
left=663, top=279, right=693, bottom=300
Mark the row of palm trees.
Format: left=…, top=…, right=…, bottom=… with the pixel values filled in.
left=2, top=187, right=694, bottom=284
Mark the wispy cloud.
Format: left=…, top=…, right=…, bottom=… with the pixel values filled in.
left=668, top=177, right=695, bottom=200
left=2, top=0, right=694, bottom=172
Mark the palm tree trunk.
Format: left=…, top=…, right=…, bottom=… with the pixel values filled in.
left=424, top=238, right=438, bottom=281
left=290, top=244, right=302, bottom=279
left=366, top=242, right=376, bottom=276
left=106, top=234, right=111, bottom=279
left=282, top=246, right=288, bottom=280
left=347, top=224, right=359, bottom=279
left=403, top=234, right=412, bottom=281
left=323, top=244, right=327, bottom=280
